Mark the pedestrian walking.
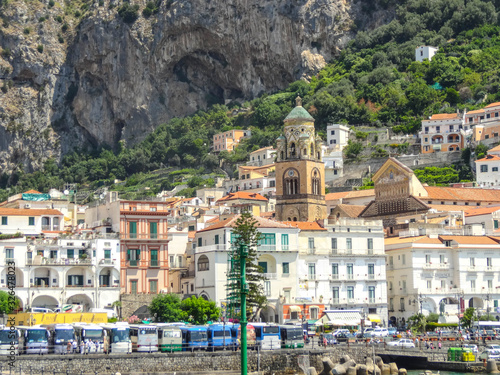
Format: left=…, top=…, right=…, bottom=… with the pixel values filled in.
left=72, top=340, right=77, bottom=354
left=80, top=341, right=85, bottom=354
left=438, top=340, right=442, bottom=350
left=67, top=341, right=72, bottom=354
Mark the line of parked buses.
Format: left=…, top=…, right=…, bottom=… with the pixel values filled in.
left=0, top=322, right=305, bottom=356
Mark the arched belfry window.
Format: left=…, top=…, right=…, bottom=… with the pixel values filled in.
left=312, top=169, right=321, bottom=195
left=310, top=143, right=314, bottom=156
left=290, top=142, right=296, bottom=158
left=284, top=169, right=299, bottom=195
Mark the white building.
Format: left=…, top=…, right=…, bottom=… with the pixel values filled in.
left=0, top=234, right=120, bottom=312
left=326, top=124, right=350, bottom=150
left=475, top=154, right=500, bottom=188
left=323, top=148, right=344, bottom=183
left=193, top=215, right=300, bottom=322
left=0, top=208, right=65, bottom=236
left=415, top=46, right=438, bottom=62
left=385, top=233, right=500, bottom=328
left=247, top=147, right=276, bottom=167
left=289, top=217, right=388, bottom=324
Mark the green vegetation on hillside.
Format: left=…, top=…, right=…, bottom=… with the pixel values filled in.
left=3, top=0, right=500, bottom=196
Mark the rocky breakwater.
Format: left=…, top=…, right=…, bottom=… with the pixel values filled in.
left=0, top=0, right=393, bottom=172
left=308, top=353, right=408, bottom=375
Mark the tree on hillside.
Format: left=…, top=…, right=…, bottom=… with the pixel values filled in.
left=229, top=212, right=267, bottom=321
left=149, top=294, right=186, bottom=322
left=180, top=296, right=220, bottom=325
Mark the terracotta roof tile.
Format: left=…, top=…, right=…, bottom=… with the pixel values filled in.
left=464, top=205, right=500, bottom=217
left=325, top=189, right=375, bottom=201
left=198, top=214, right=291, bottom=232
left=188, top=231, right=196, bottom=239
left=429, top=113, right=461, bottom=120
left=466, top=109, right=485, bottom=115
left=424, top=186, right=500, bottom=202
left=475, top=155, right=500, bottom=162
left=280, top=221, right=326, bottom=230
left=0, top=208, right=63, bottom=216
left=439, top=235, right=498, bottom=245
left=385, top=236, right=427, bottom=246
left=23, top=190, right=43, bottom=194
left=428, top=204, right=472, bottom=211
left=414, top=236, right=444, bottom=244
left=488, top=144, right=500, bottom=153
left=250, top=146, right=275, bottom=154
left=334, top=204, right=365, bottom=218
left=216, top=191, right=268, bottom=203
left=485, top=102, right=500, bottom=108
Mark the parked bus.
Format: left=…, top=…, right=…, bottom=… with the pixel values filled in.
left=280, top=325, right=304, bottom=349
left=0, top=326, right=19, bottom=356
left=252, top=323, right=280, bottom=350
left=44, top=324, right=76, bottom=354
left=229, top=324, right=257, bottom=350
left=18, top=325, right=49, bottom=354
left=73, top=324, right=104, bottom=353
left=130, top=324, right=158, bottom=352
left=180, top=326, right=208, bottom=351
left=157, top=324, right=182, bottom=352
left=207, top=324, right=232, bottom=351
left=102, top=323, right=131, bottom=354
left=473, top=321, right=500, bottom=331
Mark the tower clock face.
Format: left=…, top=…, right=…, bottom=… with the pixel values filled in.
left=288, top=170, right=294, bottom=177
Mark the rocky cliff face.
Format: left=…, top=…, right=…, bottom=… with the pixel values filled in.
left=0, top=0, right=392, bottom=172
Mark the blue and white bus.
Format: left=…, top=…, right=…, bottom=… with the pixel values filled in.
left=252, top=323, right=280, bottom=350
left=102, top=323, right=131, bottom=354
left=180, top=326, right=208, bottom=351
left=207, top=324, right=232, bottom=351
left=18, top=326, right=49, bottom=355
left=44, top=324, right=75, bottom=354
left=73, top=323, right=104, bottom=353
left=0, top=326, right=19, bottom=356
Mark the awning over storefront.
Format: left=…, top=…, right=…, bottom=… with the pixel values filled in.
left=315, top=310, right=362, bottom=326
left=308, top=305, right=320, bottom=310
left=289, top=306, right=301, bottom=313
left=367, top=314, right=381, bottom=323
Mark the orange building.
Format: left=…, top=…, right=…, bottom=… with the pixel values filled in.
left=419, top=113, right=467, bottom=154
left=118, top=200, right=170, bottom=294
left=213, top=129, right=251, bottom=153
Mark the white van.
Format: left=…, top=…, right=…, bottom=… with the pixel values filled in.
left=372, top=328, right=389, bottom=337
left=89, top=308, right=117, bottom=319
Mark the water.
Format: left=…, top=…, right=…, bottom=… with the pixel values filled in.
left=408, top=371, right=486, bottom=375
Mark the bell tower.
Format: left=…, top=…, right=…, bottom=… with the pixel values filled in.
left=275, top=97, right=327, bottom=222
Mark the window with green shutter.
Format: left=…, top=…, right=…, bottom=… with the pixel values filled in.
left=29, top=217, right=35, bottom=226
left=150, top=222, right=157, bottom=239
left=281, top=234, right=289, bottom=250
left=67, top=249, right=74, bottom=259
left=127, top=249, right=140, bottom=266
left=129, top=222, right=137, bottom=238
left=198, top=237, right=202, bottom=247
left=151, top=249, right=158, bottom=267
left=104, top=249, right=111, bottom=259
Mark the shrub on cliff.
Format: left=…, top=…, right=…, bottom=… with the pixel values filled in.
left=118, top=3, right=139, bottom=23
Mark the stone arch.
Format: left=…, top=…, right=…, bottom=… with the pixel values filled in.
left=311, top=168, right=321, bottom=195
left=131, top=305, right=151, bottom=320
left=66, top=294, right=94, bottom=311
left=283, top=168, right=300, bottom=195
left=200, top=293, right=209, bottom=301
left=1, top=267, right=24, bottom=287
left=198, top=255, right=209, bottom=272
left=32, top=295, right=59, bottom=310
left=257, top=254, right=277, bottom=276
left=260, top=304, right=276, bottom=323
left=33, top=267, right=58, bottom=287
left=469, top=297, right=483, bottom=309
left=285, top=207, right=300, bottom=222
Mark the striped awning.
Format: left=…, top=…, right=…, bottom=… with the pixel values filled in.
left=316, top=310, right=362, bottom=326
left=289, top=306, right=301, bottom=313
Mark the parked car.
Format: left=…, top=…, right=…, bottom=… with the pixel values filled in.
left=462, top=344, right=478, bottom=354
left=318, top=333, right=335, bottom=346
left=485, top=344, right=500, bottom=351
left=480, top=349, right=500, bottom=360
left=332, top=329, right=351, bottom=337
left=387, top=339, right=415, bottom=348
left=372, top=328, right=389, bottom=337
left=335, top=333, right=350, bottom=343
left=388, top=327, right=397, bottom=336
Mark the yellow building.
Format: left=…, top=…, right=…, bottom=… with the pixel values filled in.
left=275, top=97, right=327, bottom=222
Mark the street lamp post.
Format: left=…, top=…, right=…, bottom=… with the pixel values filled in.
left=239, top=244, right=248, bottom=375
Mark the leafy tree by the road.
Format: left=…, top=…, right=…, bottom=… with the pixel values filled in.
left=180, top=296, right=220, bottom=325
left=461, top=307, right=477, bottom=329
left=149, top=294, right=186, bottom=322
left=229, top=212, right=267, bottom=321
left=427, top=312, right=439, bottom=323
left=0, top=290, right=18, bottom=314
left=408, top=313, right=426, bottom=333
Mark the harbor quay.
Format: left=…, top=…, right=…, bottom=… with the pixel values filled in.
left=0, top=346, right=494, bottom=375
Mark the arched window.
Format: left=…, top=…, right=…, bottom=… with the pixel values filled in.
left=280, top=151, right=284, bottom=160
left=290, top=143, right=296, bottom=158
left=283, top=169, right=299, bottom=195
left=312, top=170, right=321, bottom=195
left=198, top=255, right=209, bottom=271
left=310, top=143, right=314, bottom=156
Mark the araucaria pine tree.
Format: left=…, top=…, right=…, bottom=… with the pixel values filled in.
left=227, top=212, right=267, bottom=321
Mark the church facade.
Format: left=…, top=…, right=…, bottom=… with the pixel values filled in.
left=275, top=97, right=327, bottom=222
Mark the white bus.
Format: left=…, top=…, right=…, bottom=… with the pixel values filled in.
left=156, top=324, right=182, bottom=352
left=73, top=324, right=104, bottom=353
left=130, top=324, right=158, bottom=352
left=102, top=323, right=131, bottom=354
left=18, top=325, right=50, bottom=354
left=0, top=326, right=19, bottom=356
left=44, top=324, right=76, bottom=354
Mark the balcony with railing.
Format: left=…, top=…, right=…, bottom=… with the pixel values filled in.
left=347, top=298, right=356, bottom=304
left=99, top=259, right=118, bottom=266
left=330, top=249, right=383, bottom=256
left=120, top=233, right=169, bottom=240
left=331, top=298, right=340, bottom=305
left=27, top=257, right=93, bottom=266
left=347, top=274, right=354, bottom=280
left=258, top=245, right=277, bottom=252
left=264, top=273, right=277, bottom=280
left=1, top=258, right=15, bottom=266
left=330, top=274, right=339, bottom=280
left=307, top=248, right=316, bottom=255
left=368, top=298, right=376, bottom=304
left=467, top=265, right=477, bottom=272
left=307, top=274, right=316, bottom=280
left=368, top=274, right=375, bottom=280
